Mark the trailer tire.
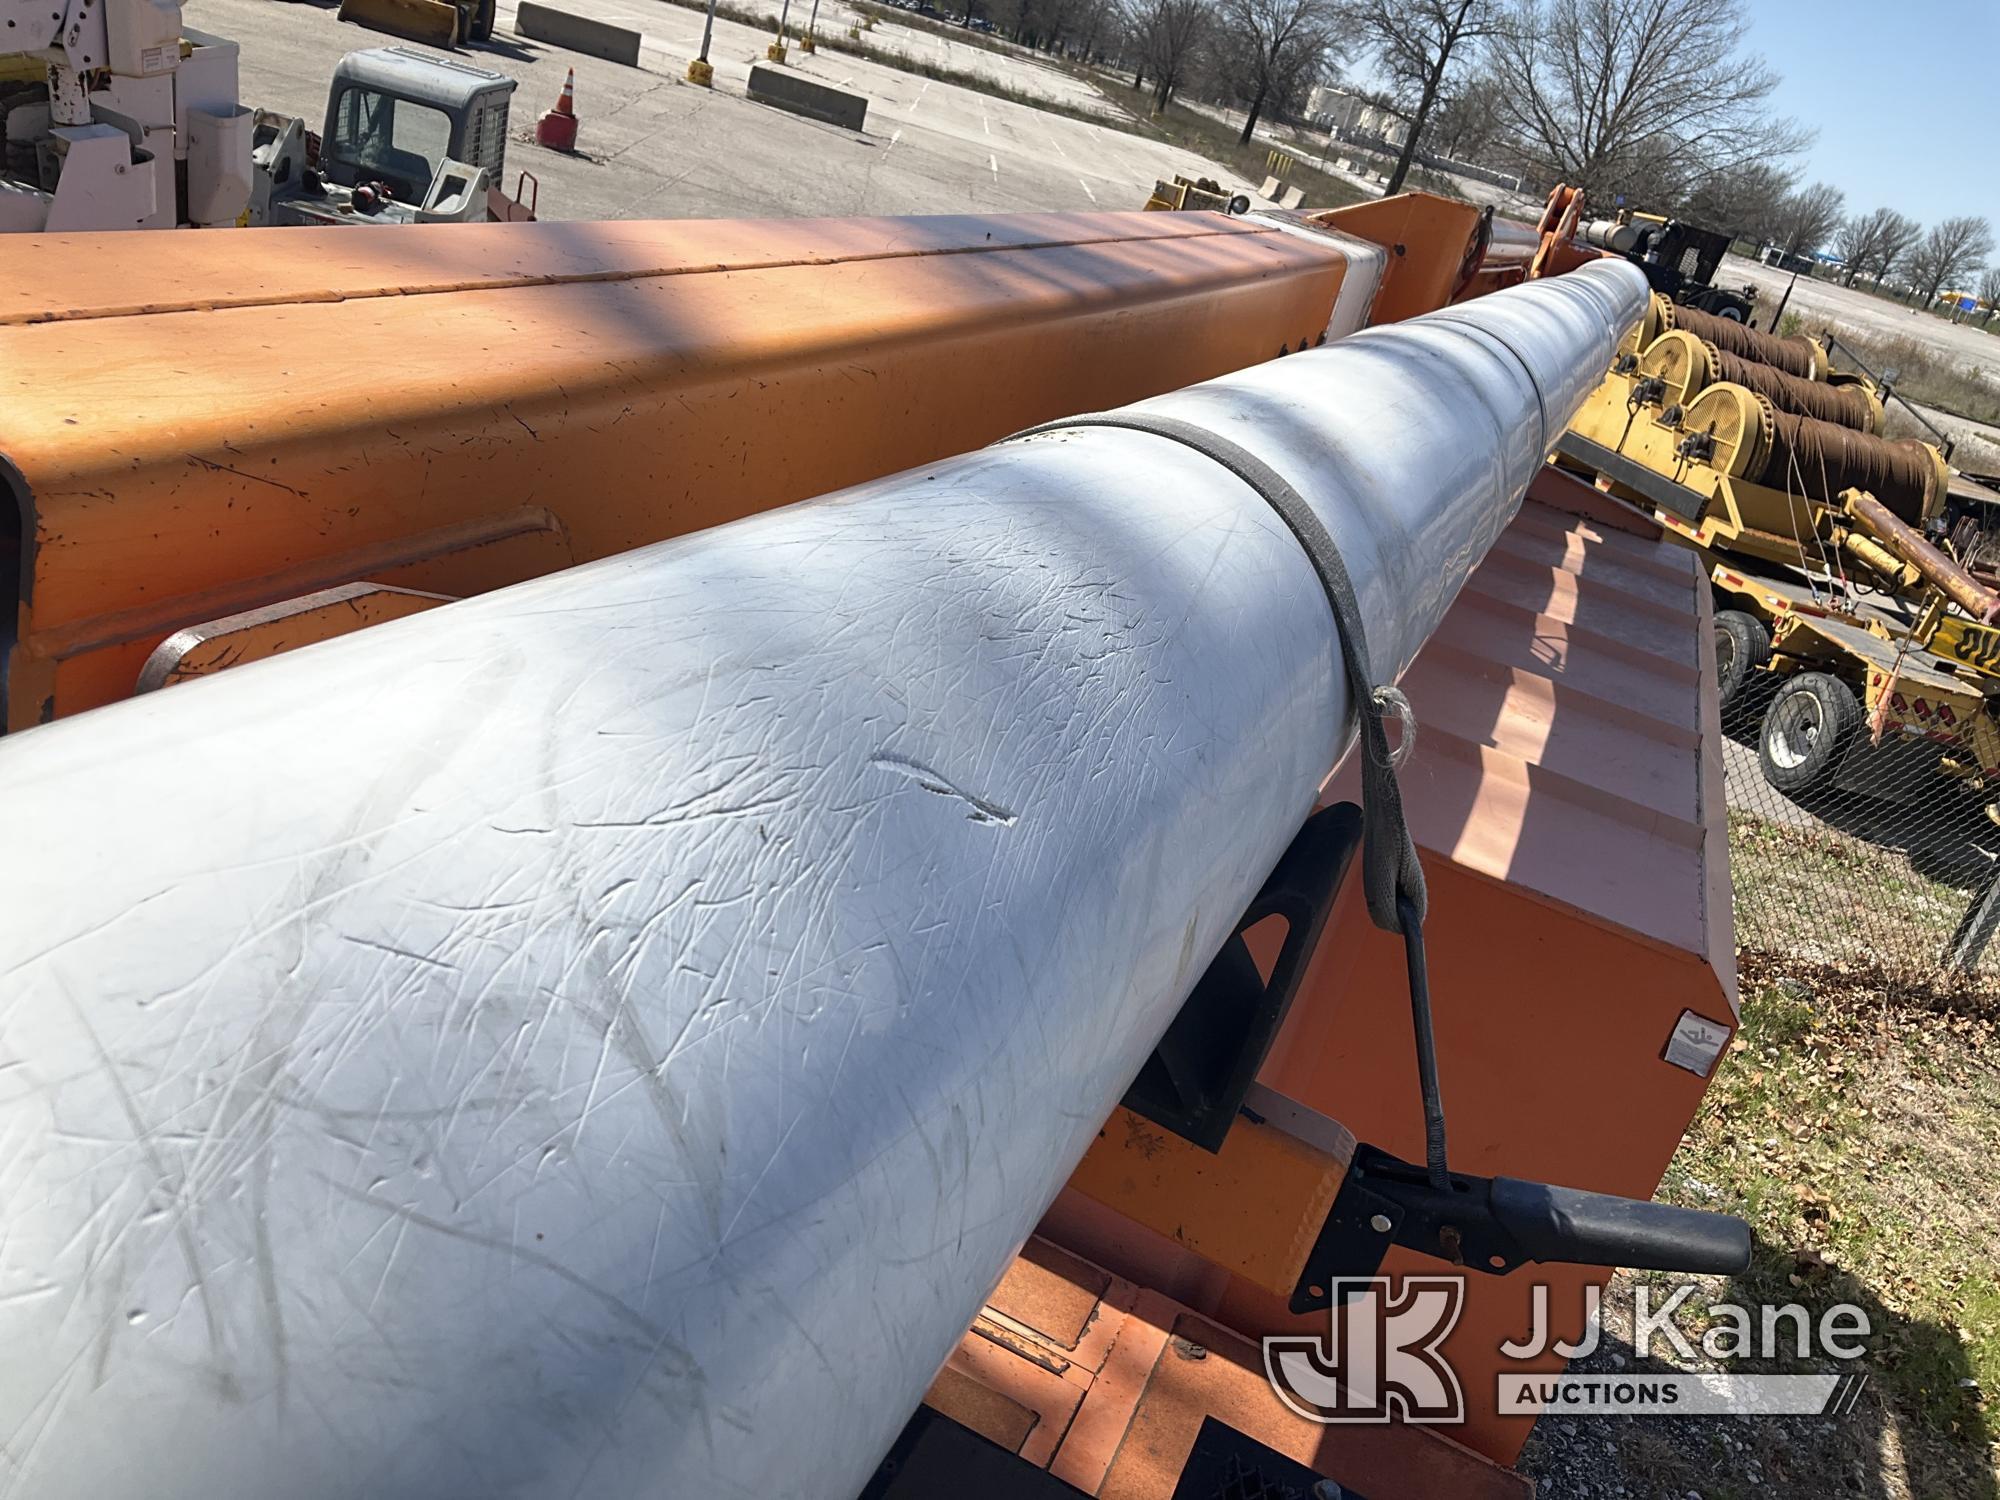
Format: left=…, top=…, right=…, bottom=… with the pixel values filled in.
left=1713, top=609, right=1771, bottom=709
left=1759, top=672, right=1861, bottom=795
left=470, top=0, right=495, bottom=40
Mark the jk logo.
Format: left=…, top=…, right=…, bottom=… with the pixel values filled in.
left=1263, top=1276, right=1466, bottom=1424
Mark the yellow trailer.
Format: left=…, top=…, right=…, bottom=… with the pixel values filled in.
left=1557, top=326, right=2000, bottom=811
left=1705, top=561, right=2000, bottom=801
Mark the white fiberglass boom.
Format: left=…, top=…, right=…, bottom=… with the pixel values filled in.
left=0, top=258, right=1645, bottom=1498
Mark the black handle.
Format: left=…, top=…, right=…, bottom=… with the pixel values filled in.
left=1490, top=1177, right=1752, bottom=1275
left=1293, top=1144, right=1755, bottom=1306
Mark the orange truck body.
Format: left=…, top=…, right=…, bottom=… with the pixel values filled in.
left=0, top=207, right=1430, bottom=731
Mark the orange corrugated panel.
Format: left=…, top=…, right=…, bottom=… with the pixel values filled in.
left=1034, top=471, right=1733, bottom=1472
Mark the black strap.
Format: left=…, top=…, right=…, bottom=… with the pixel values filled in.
left=1007, top=411, right=1450, bottom=1189
left=1006, top=412, right=1428, bottom=935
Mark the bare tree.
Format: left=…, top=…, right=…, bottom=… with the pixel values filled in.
left=1425, top=73, right=1507, bottom=163
left=1677, top=160, right=1794, bottom=244
left=1217, top=0, right=1339, bottom=142
left=1835, top=207, right=1895, bottom=286
left=1349, top=0, right=1505, bottom=193
left=1907, top=215, right=1995, bottom=307
left=1128, top=0, right=1210, bottom=111
left=1982, top=265, right=2000, bottom=328
left=1487, top=0, right=1809, bottom=208
left=1864, top=211, right=1921, bottom=288
left=993, top=0, right=1110, bottom=49
left=1773, top=182, right=1844, bottom=261
left=1070, top=0, right=1113, bottom=57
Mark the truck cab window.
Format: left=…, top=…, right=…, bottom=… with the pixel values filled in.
left=327, top=88, right=453, bottom=197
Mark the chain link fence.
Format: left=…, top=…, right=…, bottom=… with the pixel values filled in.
left=1718, top=649, right=2000, bottom=991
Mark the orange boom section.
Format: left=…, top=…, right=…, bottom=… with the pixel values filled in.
left=0, top=211, right=1374, bottom=730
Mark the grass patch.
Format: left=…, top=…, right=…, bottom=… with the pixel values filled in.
left=1726, top=810, right=1987, bottom=984
left=1806, top=271, right=2000, bottom=339
left=1816, top=323, right=2000, bottom=428
left=813, top=32, right=1121, bottom=125
left=1297, top=133, right=1461, bottom=200
left=1650, top=953, right=2000, bottom=1491
left=658, top=0, right=1390, bottom=208
left=659, top=0, right=815, bottom=36
left=850, top=1, right=1023, bottom=60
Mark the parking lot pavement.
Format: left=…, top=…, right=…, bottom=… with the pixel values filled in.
left=209, top=0, right=1257, bottom=222
left=1725, top=255, right=2000, bottom=383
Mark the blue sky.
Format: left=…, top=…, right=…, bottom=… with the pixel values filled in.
left=1743, top=0, right=1997, bottom=227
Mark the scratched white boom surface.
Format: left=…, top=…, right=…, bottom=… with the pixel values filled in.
left=0, top=259, right=1645, bottom=1498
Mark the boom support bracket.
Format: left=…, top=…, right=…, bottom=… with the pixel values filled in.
left=1120, top=802, right=1362, bottom=1153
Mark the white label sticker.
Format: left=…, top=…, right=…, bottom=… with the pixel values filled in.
left=1664, top=1010, right=1729, bottom=1076
left=140, top=44, right=173, bottom=75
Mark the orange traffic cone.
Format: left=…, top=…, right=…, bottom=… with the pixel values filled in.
left=536, top=69, right=579, bottom=151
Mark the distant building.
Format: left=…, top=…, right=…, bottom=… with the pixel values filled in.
left=1302, top=81, right=1525, bottom=197
left=1758, top=247, right=1818, bottom=275
left=1303, top=85, right=1400, bottom=144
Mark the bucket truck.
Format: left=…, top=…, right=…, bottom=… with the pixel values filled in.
left=0, top=0, right=250, bottom=230
left=0, top=0, right=531, bottom=231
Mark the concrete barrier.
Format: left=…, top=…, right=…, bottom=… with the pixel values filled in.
left=746, top=64, right=867, bottom=131
left=514, top=2, right=641, bottom=65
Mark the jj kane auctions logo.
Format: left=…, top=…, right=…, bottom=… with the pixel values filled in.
left=1264, top=1279, right=1871, bottom=1423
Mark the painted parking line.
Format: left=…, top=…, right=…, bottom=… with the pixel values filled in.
left=988, top=153, right=998, bottom=180
left=1079, top=177, right=1095, bottom=203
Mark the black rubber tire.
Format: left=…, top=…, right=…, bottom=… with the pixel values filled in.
left=1759, top=672, right=1862, bottom=795
left=470, top=0, right=495, bottom=40
left=1713, top=609, right=1771, bottom=708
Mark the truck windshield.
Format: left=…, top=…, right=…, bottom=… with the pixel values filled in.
left=327, top=87, right=453, bottom=196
